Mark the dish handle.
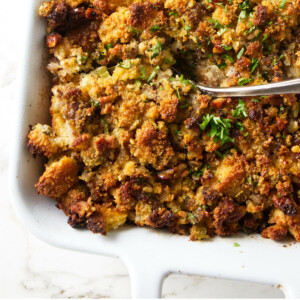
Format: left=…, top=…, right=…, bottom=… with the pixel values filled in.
left=124, top=257, right=167, bottom=298
left=284, top=279, right=300, bottom=299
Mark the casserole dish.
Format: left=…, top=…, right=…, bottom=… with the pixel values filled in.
left=10, top=0, right=300, bottom=297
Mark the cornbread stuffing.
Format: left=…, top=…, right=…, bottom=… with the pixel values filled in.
left=29, top=0, right=300, bottom=241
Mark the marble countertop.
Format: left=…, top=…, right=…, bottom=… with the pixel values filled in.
left=0, top=0, right=285, bottom=298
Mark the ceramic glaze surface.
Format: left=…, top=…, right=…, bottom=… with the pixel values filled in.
left=5, top=0, right=298, bottom=298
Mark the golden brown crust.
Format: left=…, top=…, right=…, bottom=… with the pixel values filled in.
left=27, top=124, right=62, bottom=157
left=36, top=156, right=79, bottom=198
left=29, top=0, right=300, bottom=241
left=261, top=225, right=288, bottom=241
left=131, top=121, right=175, bottom=170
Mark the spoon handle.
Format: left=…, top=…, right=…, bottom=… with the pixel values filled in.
left=198, top=78, right=300, bottom=97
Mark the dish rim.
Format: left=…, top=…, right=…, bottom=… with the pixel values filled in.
left=9, top=0, right=300, bottom=298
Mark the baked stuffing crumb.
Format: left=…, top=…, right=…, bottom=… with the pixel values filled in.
left=29, top=0, right=300, bottom=241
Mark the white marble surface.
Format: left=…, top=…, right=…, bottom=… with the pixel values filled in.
left=0, top=0, right=286, bottom=298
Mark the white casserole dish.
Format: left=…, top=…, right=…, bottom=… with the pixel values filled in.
left=10, top=0, right=300, bottom=297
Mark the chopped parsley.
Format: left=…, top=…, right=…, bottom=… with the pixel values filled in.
left=199, top=114, right=234, bottom=145
left=236, top=121, right=244, bottom=131
left=147, top=66, right=160, bottom=82
left=169, top=11, right=178, bottom=16
left=237, top=47, right=245, bottom=59
left=238, top=77, right=252, bottom=86
left=232, top=99, right=248, bottom=118
left=163, top=57, right=176, bottom=64
left=279, top=0, right=287, bottom=9
left=218, top=27, right=228, bottom=36
left=184, top=25, right=192, bottom=31
left=175, top=88, right=181, bottom=100
left=250, top=58, right=259, bottom=73
left=187, top=212, right=198, bottom=225
left=148, top=40, right=163, bottom=59
left=239, top=10, right=247, bottom=20
left=79, top=55, right=88, bottom=64
left=105, top=43, right=113, bottom=51
left=135, top=79, right=142, bottom=87
left=179, top=74, right=196, bottom=88
left=233, top=242, right=240, bottom=247
left=217, top=63, right=227, bottom=69
left=223, top=54, right=234, bottom=63
left=262, top=33, right=269, bottom=42
left=129, top=27, right=141, bottom=36
left=245, top=23, right=257, bottom=35
left=279, top=106, right=285, bottom=114
left=180, top=103, right=189, bottom=109
left=139, top=66, right=146, bottom=80
left=150, top=25, right=161, bottom=33
left=221, top=44, right=232, bottom=51
left=91, top=99, right=99, bottom=108
left=239, top=0, right=250, bottom=10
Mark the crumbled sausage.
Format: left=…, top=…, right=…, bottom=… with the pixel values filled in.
left=253, top=5, right=268, bottom=26
left=273, top=195, right=298, bottom=217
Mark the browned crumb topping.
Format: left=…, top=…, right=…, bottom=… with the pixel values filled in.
left=29, top=0, right=300, bottom=241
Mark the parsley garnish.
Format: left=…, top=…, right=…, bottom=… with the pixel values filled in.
left=233, top=242, right=240, bottom=247
left=179, top=74, right=196, bottom=88
left=245, top=23, right=256, bottom=35
left=218, top=27, right=228, bottom=36
left=148, top=40, right=163, bottom=59
left=150, top=25, right=161, bottom=33
left=129, top=27, right=141, bottom=36
left=250, top=58, right=259, bottom=73
left=187, top=212, right=198, bottom=224
left=105, top=43, right=113, bottom=51
left=279, top=0, right=287, bottom=9
left=217, top=63, right=227, bottom=69
left=239, top=0, right=250, bottom=10
left=221, top=44, right=232, bottom=51
left=239, top=10, right=247, bottom=20
left=199, top=114, right=234, bottom=145
left=262, top=33, right=269, bottom=42
left=147, top=66, right=160, bottom=82
left=233, top=99, right=248, bottom=118
left=180, top=103, right=189, bottom=109
left=237, top=47, right=245, bottom=59
left=223, top=54, right=234, bottom=63
left=279, top=106, right=285, bottom=114
left=79, top=55, right=88, bottom=64
left=238, top=78, right=252, bottom=86
left=163, top=57, right=176, bottom=64
left=139, top=66, right=146, bottom=80
left=135, top=79, right=141, bottom=87
left=236, top=121, right=244, bottom=131
left=91, top=99, right=99, bottom=108
left=175, top=88, right=181, bottom=100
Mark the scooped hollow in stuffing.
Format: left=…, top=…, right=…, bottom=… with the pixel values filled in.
left=28, top=0, right=300, bottom=241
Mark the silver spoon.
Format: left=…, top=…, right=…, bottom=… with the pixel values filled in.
left=195, top=78, right=300, bottom=97
left=108, top=65, right=300, bottom=97
left=173, top=67, right=300, bottom=97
